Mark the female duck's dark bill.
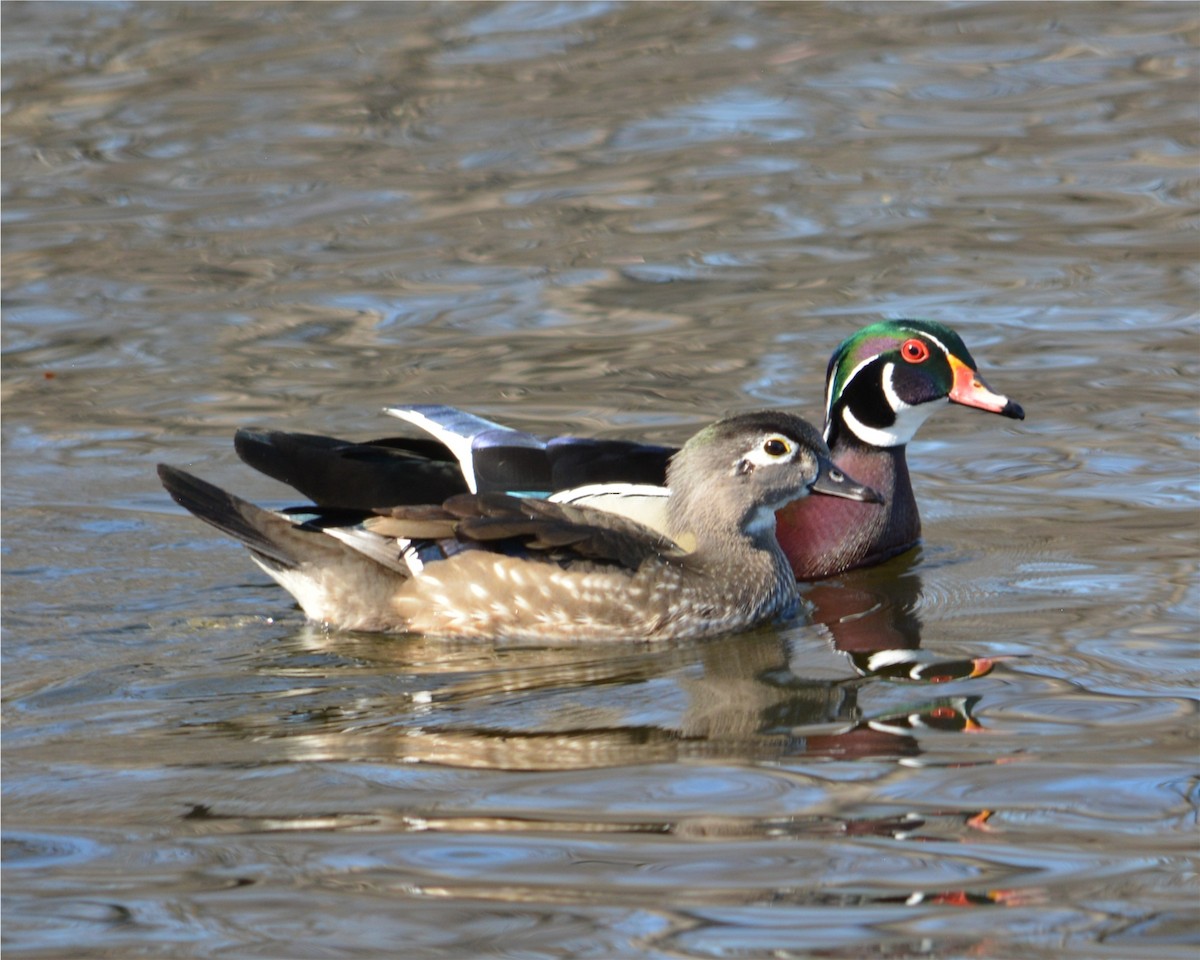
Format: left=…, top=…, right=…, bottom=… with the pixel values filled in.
left=812, top=459, right=884, bottom=504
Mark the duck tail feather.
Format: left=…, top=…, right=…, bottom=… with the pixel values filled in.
left=158, top=464, right=340, bottom=570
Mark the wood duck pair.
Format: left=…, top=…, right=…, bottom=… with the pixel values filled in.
left=160, top=411, right=880, bottom=641
left=161, top=319, right=1023, bottom=641
left=232, top=318, right=1024, bottom=579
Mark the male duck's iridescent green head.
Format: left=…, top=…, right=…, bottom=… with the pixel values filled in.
left=824, top=319, right=1025, bottom=449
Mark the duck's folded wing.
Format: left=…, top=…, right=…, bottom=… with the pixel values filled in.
left=234, top=405, right=679, bottom=512
left=234, top=428, right=469, bottom=508
left=382, top=405, right=675, bottom=494
left=544, top=436, right=673, bottom=490
left=369, top=492, right=684, bottom=571
left=385, top=405, right=553, bottom=495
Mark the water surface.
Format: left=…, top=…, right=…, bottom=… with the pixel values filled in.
left=3, top=3, right=1197, bottom=958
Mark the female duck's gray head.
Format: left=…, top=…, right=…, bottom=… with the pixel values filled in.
left=665, top=411, right=881, bottom=546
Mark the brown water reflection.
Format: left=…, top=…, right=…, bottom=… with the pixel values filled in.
left=4, top=2, right=1197, bottom=959
left=222, top=618, right=981, bottom=772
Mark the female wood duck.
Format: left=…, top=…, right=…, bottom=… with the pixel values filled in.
left=235, top=320, right=1023, bottom=580
left=160, top=412, right=881, bottom=641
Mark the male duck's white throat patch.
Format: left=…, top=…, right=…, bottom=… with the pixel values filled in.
left=841, top=361, right=946, bottom=447
left=842, top=402, right=945, bottom=448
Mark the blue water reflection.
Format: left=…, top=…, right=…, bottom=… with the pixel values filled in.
left=3, top=3, right=1196, bottom=958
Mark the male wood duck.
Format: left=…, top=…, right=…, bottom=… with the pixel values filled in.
left=160, top=411, right=882, bottom=641
left=235, top=319, right=1023, bottom=580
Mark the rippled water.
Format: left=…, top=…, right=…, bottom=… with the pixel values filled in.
left=3, top=3, right=1197, bottom=958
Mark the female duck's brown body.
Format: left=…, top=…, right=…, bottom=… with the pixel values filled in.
left=389, top=525, right=797, bottom=642
left=160, top=411, right=881, bottom=641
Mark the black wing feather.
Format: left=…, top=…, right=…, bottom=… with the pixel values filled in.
left=234, top=427, right=678, bottom=509
left=545, top=437, right=675, bottom=489
left=234, top=428, right=470, bottom=508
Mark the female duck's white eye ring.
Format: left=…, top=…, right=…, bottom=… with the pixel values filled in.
left=738, top=434, right=797, bottom=472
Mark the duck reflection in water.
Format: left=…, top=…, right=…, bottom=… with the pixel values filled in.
left=193, top=600, right=1018, bottom=915
left=805, top=550, right=998, bottom=684
left=255, top=556, right=991, bottom=774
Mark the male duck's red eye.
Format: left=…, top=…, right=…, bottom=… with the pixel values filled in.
left=900, top=338, right=930, bottom=363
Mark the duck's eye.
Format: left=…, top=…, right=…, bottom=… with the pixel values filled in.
left=901, top=338, right=931, bottom=363
left=762, top=437, right=790, bottom=457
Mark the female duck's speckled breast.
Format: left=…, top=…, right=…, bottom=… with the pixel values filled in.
left=395, top=545, right=800, bottom=643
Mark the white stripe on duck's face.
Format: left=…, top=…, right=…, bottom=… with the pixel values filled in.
left=824, top=319, right=977, bottom=451
left=840, top=361, right=949, bottom=448
left=838, top=360, right=951, bottom=448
